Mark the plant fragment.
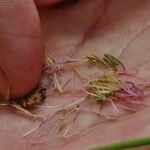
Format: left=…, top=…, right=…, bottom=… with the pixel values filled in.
left=84, top=72, right=145, bottom=111
left=84, top=73, right=120, bottom=101
left=53, top=73, right=63, bottom=93
left=103, top=54, right=125, bottom=70
left=45, top=51, right=55, bottom=65
left=14, top=87, right=46, bottom=109
left=10, top=103, right=43, bottom=121
left=86, top=54, right=109, bottom=68
left=43, top=51, right=64, bottom=94
left=5, top=86, right=47, bottom=120
left=86, top=54, right=125, bottom=71
left=23, top=52, right=148, bottom=144
left=10, top=102, right=42, bottom=121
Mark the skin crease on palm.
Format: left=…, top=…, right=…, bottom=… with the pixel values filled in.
left=0, top=0, right=150, bottom=150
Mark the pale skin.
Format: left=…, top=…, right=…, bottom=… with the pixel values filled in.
left=0, top=0, right=150, bottom=150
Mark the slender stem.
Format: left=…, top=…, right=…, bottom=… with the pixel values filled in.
left=92, top=137, right=150, bottom=150
left=53, top=73, right=63, bottom=93
left=10, top=103, right=41, bottom=121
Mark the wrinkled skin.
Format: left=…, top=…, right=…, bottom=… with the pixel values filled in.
left=0, top=0, right=150, bottom=150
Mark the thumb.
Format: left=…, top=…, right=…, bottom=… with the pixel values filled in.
left=0, top=0, right=44, bottom=99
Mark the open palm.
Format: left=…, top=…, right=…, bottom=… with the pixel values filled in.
left=0, top=0, right=150, bottom=150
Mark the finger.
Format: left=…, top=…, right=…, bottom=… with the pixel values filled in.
left=0, top=69, right=10, bottom=100
left=35, top=0, right=63, bottom=6
left=0, top=0, right=44, bottom=99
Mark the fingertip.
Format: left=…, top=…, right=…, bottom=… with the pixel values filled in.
left=0, top=69, right=10, bottom=100
left=0, top=0, right=44, bottom=98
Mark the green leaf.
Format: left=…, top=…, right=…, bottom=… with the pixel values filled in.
left=92, top=137, right=150, bottom=150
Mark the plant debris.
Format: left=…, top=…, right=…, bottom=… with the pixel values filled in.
left=84, top=73, right=120, bottom=101
left=45, top=51, right=55, bottom=65
left=14, top=87, right=46, bottom=109
left=86, top=53, right=125, bottom=71
left=53, top=73, right=63, bottom=93
left=7, top=86, right=46, bottom=120
left=43, top=51, right=64, bottom=93
left=15, top=51, right=148, bottom=144
left=10, top=102, right=42, bottom=121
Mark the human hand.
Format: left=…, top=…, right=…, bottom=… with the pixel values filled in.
left=0, top=0, right=150, bottom=150
left=0, top=0, right=63, bottom=99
